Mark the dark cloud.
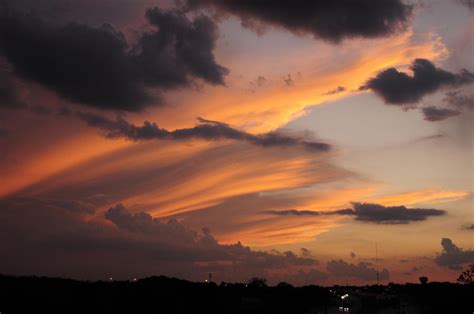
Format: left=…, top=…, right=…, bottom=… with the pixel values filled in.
left=435, top=238, right=474, bottom=270
left=444, top=90, right=474, bottom=110
left=422, top=106, right=461, bottom=122
left=464, top=224, right=474, bottom=230
left=323, top=86, right=346, bottom=95
left=300, top=248, right=311, bottom=258
left=185, top=0, right=412, bottom=42
left=2, top=196, right=98, bottom=215
left=0, top=7, right=228, bottom=111
left=326, top=259, right=389, bottom=281
left=265, top=209, right=322, bottom=216
left=0, top=68, right=23, bottom=108
left=265, top=202, right=446, bottom=224
left=0, top=199, right=317, bottom=283
left=29, top=104, right=53, bottom=115
left=78, top=112, right=331, bottom=152
left=456, top=0, right=474, bottom=10
left=334, top=202, right=446, bottom=224
left=360, top=59, right=474, bottom=105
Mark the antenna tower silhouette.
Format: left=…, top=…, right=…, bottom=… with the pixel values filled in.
left=376, top=242, right=380, bottom=285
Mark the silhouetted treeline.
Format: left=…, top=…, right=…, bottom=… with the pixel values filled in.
left=0, top=274, right=473, bottom=314
left=0, top=274, right=329, bottom=314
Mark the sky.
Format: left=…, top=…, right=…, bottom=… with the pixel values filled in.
left=0, top=0, right=473, bottom=286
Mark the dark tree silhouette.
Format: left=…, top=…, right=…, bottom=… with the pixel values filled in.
left=248, top=277, right=268, bottom=288
left=457, top=264, right=474, bottom=284
left=419, top=276, right=428, bottom=285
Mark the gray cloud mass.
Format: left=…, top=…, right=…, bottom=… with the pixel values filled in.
left=360, top=59, right=474, bottom=105
left=185, top=0, right=413, bottom=43
left=265, top=202, right=446, bottom=224
left=435, top=238, right=474, bottom=270
left=0, top=6, right=228, bottom=111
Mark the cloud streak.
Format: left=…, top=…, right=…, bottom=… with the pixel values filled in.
left=422, top=106, right=461, bottom=122
left=78, top=112, right=331, bottom=152
left=265, top=202, right=446, bottom=224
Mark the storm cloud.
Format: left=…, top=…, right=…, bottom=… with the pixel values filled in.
left=326, top=259, right=389, bottom=281
left=265, top=202, right=446, bottom=224
left=0, top=7, right=228, bottom=111
left=78, top=112, right=331, bottom=152
left=0, top=199, right=317, bottom=282
left=435, top=238, right=474, bottom=270
left=422, top=106, right=461, bottom=122
left=360, top=59, right=474, bottom=105
left=185, top=0, right=412, bottom=42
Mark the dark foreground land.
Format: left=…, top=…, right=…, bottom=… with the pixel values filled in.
left=0, top=274, right=473, bottom=314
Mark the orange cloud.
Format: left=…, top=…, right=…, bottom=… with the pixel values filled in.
left=151, top=30, right=447, bottom=133
left=369, top=189, right=469, bottom=206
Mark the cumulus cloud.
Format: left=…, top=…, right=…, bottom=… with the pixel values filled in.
left=185, top=0, right=412, bottom=42
left=78, top=112, right=331, bottom=152
left=326, top=259, right=389, bottom=281
left=265, top=202, right=446, bottom=224
left=0, top=199, right=318, bottom=283
left=435, top=238, right=474, bottom=270
left=360, top=59, right=474, bottom=105
left=0, top=6, right=228, bottom=111
left=422, top=106, right=461, bottom=122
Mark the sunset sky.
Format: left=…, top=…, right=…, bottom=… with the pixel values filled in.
left=0, top=0, right=473, bottom=286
